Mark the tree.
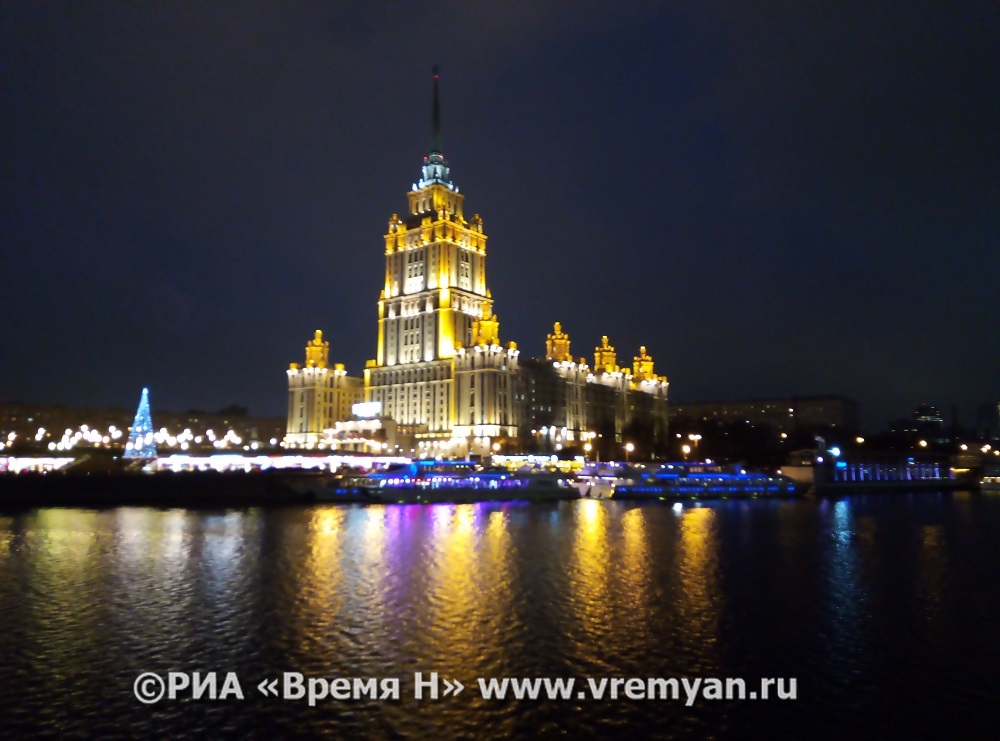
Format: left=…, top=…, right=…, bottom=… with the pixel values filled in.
left=124, top=388, right=157, bottom=459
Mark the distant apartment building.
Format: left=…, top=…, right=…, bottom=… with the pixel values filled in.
left=669, top=396, right=860, bottom=435
left=975, top=401, right=1000, bottom=439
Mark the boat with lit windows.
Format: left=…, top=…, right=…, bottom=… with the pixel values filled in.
left=336, top=459, right=578, bottom=504
left=980, top=464, right=1000, bottom=492
left=282, top=468, right=372, bottom=503
left=591, top=462, right=803, bottom=500
left=781, top=456, right=963, bottom=494
left=573, top=465, right=624, bottom=499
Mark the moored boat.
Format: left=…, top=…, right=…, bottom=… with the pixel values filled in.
left=332, top=460, right=579, bottom=504
left=280, top=469, right=372, bottom=502
left=980, top=464, right=1000, bottom=492
left=594, top=462, right=803, bottom=500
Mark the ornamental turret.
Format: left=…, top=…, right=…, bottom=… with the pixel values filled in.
left=632, top=346, right=656, bottom=381
left=594, top=335, right=618, bottom=373
left=546, top=322, right=572, bottom=362
left=471, top=300, right=500, bottom=346
left=304, top=330, right=329, bottom=369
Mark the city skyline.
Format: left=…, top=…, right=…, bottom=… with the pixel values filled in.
left=3, top=3, right=997, bottom=428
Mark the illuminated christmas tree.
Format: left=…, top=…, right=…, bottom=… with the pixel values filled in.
left=124, top=387, right=157, bottom=458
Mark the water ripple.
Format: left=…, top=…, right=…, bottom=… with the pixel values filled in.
left=0, top=493, right=998, bottom=736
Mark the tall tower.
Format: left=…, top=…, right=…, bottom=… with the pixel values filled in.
left=376, top=68, right=491, bottom=366
left=280, top=71, right=670, bottom=459
left=366, top=69, right=517, bottom=456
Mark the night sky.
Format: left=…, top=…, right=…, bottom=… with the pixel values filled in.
left=3, top=2, right=997, bottom=429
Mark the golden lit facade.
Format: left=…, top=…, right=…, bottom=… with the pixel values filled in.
left=286, top=330, right=364, bottom=447
left=363, top=73, right=519, bottom=457
left=284, top=72, right=669, bottom=457
left=519, top=323, right=669, bottom=453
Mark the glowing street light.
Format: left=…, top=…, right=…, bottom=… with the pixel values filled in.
left=625, top=442, right=634, bottom=463
left=682, top=444, right=691, bottom=461
left=688, top=433, right=702, bottom=459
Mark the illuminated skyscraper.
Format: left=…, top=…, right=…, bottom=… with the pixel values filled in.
left=364, top=69, right=520, bottom=457
left=285, top=71, right=669, bottom=457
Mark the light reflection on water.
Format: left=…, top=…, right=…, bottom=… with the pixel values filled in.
left=918, top=524, right=946, bottom=628
left=0, top=493, right=998, bottom=737
left=677, top=506, right=722, bottom=674
left=818, top=498, right=870, bottom=704
left=568, top=498, right=613, bottom=662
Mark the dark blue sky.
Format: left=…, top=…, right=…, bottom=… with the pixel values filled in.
left=3, top=2, right=997, bottom=428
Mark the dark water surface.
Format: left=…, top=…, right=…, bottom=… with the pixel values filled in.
left=1, top=492, right=997, bottom=738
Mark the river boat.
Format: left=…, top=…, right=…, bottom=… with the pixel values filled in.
left=980, top=464, right=1000, bottom=492
left=280, top=469, right=372, bottom=503
left=813, top=457, right=967, bottom=495
left=590, top=462, right=803, bottom=500
left=333, top=460, right=579, bottom=504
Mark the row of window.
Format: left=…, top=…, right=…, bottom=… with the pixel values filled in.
left=372, top=390, right=450, bottom=428
left=376, top=366, right=450, bottom=384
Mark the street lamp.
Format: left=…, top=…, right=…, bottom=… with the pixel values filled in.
left=625, top=442, right=634, bottom=463
left=688, top=434, right=702, bottom=460
left=682, top=444, right=691, bottom=461
left=584, top=442, right=592, bottom=459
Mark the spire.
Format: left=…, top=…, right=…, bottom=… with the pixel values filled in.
left=431, top=65, right=442, bottom=155
left=415, top=65, right=455, bottom=191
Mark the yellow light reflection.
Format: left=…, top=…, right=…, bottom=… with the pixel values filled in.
left=677, top=506, right=722, bottom=669
left=316, top=508, right=343, bottom=537
left=485, top=510, right=509, bottom=553
left=432, top=505, right=475, bottom=601
left=33, top=509, right=102, bottom=572
left=0, top=517, right=13, bottom=557
left=455, top=503, right=475, bottom=540
left=363, top=505, right=387, bottom=557
left=26, top=510, right=118, bottom=673
left=420, top=504, right=514, bottom=673
left=619, top=507, right=652, bottom=640
left=292, top=507, right=349, bottom=658
left=568, top=499, right=612, bottom=655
